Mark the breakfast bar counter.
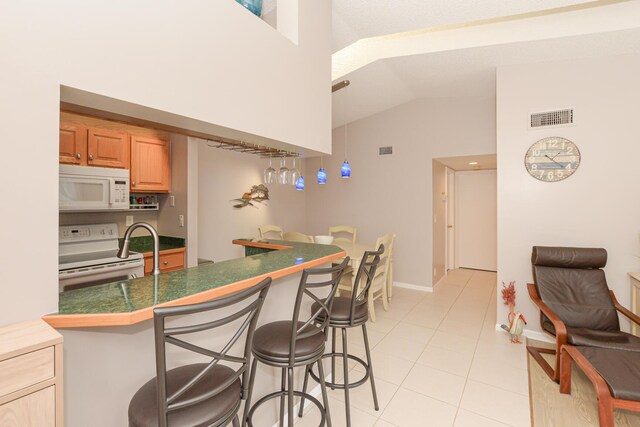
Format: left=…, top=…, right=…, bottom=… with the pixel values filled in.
left=43, top=240, right=345, bottom=328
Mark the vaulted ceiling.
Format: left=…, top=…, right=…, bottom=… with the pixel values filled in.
left=331, top=0, right=640, bottom=127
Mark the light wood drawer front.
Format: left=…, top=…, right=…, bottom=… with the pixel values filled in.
left=0, top=348, right=54, bottom=397
left=0, top=385, right=55, bottom=426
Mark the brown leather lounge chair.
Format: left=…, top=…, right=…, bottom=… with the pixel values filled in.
left=527, top=246, right=640, bottom=382
left=528, top=246, right=640, bottom=426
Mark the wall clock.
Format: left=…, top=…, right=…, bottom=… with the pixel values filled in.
left=525, top=137, right=580, bottom=182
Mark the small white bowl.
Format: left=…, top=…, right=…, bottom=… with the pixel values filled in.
left=314, top=235, right=334, bottom=245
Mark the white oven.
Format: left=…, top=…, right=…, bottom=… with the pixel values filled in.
left=59, top=165, right=130, bottom=211
left=59, top=224, right=144, bottom=292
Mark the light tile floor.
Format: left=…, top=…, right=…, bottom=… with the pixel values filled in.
left=296, top=268, right=531, bottom=427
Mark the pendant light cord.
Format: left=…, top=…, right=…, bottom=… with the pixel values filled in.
left=344, top=88, right=348, bottom=160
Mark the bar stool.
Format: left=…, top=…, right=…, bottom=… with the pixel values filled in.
left=128, top=277, right=271, bottom=427
left=299, top=245, right=384, bottom=427
left=243, top=258, right=351, bottom=427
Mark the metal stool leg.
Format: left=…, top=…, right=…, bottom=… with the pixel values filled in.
left=242, top=358, right=258, bottom=427
left=341, top=327, right=352, bottom=427
left=331, top=327, right=337, bottom=390
left=279, top=369, right=286, bottom=427
left=298, top=364, right=311, bottom=417
left=317, top=359, right=332, bottom=427
left=287, top=367, right=294, bottom=427
left=362, top=324, right=379, bottom=410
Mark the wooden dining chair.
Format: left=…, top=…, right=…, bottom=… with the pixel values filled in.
left=283, top=231, right=314, bottom=243
left=258, top=225, right=284, bottom=240
left=339, top=233, right=395, bottom=322
left=328, top=225, right=357, bottom=244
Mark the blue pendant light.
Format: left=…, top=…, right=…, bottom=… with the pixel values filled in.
left=317, top=157, right=327, bottom=184
left=295, top=175, right=305, bottom=190
left=341, top=160, right=351, bottom=178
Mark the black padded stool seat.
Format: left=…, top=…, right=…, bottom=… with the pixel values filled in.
left=252, top=321, right=325, bottom=364
left=313, top=297, right=368, bottom=324
left=129, top=364, right=241, bottom=427
left=578, top=347, right=640, bottom=401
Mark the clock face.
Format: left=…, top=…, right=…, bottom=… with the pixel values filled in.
left=525, top=137, right=580, bottom=182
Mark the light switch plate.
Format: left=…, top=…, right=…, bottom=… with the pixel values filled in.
left=125, top=215, right=134, bottom=226
left=178, top=215, right=184, bottom=227
left=170, top=195, right=175, bottom=207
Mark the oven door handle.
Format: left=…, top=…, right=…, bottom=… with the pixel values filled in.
left=59, top=260, right=143, bottom=279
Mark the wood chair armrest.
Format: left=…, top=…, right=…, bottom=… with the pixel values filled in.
left=527, top=283, right=568, bottom=347
left=610, top=290, right=640, bottom=326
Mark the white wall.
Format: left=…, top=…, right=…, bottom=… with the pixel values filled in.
left=197, top=139, right=308, bottom=263
left=0, top=0, right=331, bottom=325
left=157, top=134, right=189, bottom=239
left=496, top=54, right=640, bottom=332
left=305, top=96, right=496, bottom=288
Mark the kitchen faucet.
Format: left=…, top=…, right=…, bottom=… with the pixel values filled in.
left=118, top=222, right=160, bottom=276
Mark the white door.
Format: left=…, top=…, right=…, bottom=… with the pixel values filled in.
left=454, top=170, right=497, bottom=271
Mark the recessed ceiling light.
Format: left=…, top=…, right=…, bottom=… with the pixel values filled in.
left=468, top=161, right=478, bottom=165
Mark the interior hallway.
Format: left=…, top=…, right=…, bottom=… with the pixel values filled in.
left=296, top=268, right=530, bottom=427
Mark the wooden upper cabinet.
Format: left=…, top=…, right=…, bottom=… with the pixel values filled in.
left=87, top=128, right=130, bottom=169
left=130, top=135, right=170, bottom=193
left=59, top=124, right=87, bottom=165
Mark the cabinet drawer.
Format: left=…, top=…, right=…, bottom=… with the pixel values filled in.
left=144, top=249, right=185, bottom=275
left=0, top=348, right=54, bottom=397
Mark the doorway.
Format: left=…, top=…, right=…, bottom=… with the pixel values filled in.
left=432, top=154, right=497, bottom=285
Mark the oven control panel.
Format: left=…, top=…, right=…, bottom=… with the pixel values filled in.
left=59, top=223, right=118, bottom=243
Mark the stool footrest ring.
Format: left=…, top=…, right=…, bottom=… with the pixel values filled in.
left=309, top=353, right=370, bottom=389
left=246, top=389, right=326, bottom=427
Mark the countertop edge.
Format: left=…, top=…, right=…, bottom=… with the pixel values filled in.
left=42, top=250, right=346, bottom=329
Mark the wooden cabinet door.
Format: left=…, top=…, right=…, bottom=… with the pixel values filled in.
left=131, top=135, right=170, bottom=192
left=87, top=128, right=130, bottom=169
left=0, top=386, right=55, bottom=426
left=59, top=124, right=87, bottom=165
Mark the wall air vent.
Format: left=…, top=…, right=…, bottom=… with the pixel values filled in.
left=530, top=108, right=574, bottom=128
left=379, top=146, right=393, bottom=155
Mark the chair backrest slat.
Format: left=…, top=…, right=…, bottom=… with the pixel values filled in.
left=259, top=225, right=284, bottom=240
left=153, top=277, right=271, bottom=427
left=329, top=225, right=357, bottom=244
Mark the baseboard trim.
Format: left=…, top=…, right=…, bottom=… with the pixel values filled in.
left=393, top=281, right=433, bottom=293
left=494, top=323, right=555, bottom=343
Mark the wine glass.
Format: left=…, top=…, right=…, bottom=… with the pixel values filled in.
left=278, top=157, right=289, bottom=185
left=263, top=157, right=276, bottom=184
left=288, top=157, right=301, bottom=186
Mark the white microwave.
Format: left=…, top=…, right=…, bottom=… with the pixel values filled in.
left=59, top=165, right=130, bottom=211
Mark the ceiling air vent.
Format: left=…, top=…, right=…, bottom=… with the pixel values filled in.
left=530, top=108, right=574, bottom=128
left=379, top=146, right=393, bottom=155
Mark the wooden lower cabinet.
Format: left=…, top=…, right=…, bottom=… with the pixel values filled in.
left=0, top=320, right=63, bottom=426
left=144, top=248, right=185, bottom=276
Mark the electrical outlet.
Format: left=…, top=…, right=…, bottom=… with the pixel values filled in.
left=125, top=215, right=134, bottom=226
left=178, top=215, right=184, bottom=227
left=170, top=195, right=175, bottom=207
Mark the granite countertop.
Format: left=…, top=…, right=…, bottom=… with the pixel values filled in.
left=124, top=235, right=185, bottom=253
left=43, top=240, right=345, bottom=328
